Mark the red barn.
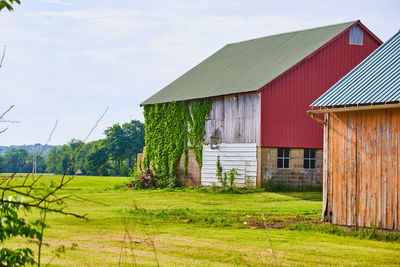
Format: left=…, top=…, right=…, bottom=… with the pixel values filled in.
left=141, top=21, right=381, bottom=187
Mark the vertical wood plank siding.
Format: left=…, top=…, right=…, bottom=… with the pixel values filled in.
left=204, top=92, right=260, bottom=144
left=325, top=108, right=400, bottom=230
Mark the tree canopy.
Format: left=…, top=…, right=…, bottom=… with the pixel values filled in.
left=44, top=120, right=145, bottom=176
left=0, top=120, right=145, bottom=176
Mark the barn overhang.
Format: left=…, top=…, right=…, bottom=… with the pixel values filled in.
left=307, top=102, right=400, bottom=114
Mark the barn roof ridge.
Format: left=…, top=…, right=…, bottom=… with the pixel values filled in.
left=141, top=20, right=369, bottom=106
left=226, top=20, right=357, bottom=46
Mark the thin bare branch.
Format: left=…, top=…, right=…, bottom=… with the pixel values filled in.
left=262, top=212, right=278, bottom=267
left=147, top=235, right=159, bottom=267
left=1, top=108, right=108, bottom=229
left=0, top=45, right=5, bottom=68
left=83, top=107, right=109, bottom=143
left=1, top=199, right=88, bottom=220
left=0, top=104, right=14, bottom=120
left=22, top=120, right=58, bottom=185
left=0, top=119, right=21, bottom=123
left=60, top=107, right=109, bottom=181
left=39, top=108, right=109, bottom=205
left=70, top=194, right=110, bottom=207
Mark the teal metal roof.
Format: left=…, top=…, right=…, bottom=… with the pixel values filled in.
left=142, top=21, right=356, bottom=105
left=311, top=30, right=400, bottom=107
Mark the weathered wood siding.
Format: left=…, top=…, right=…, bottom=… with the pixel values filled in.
left=204, top=92, right=260, bottom=144
left=325, top=108, right=400, bottom=230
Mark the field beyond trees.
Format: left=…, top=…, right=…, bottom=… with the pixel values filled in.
left=4, top=175, right=400, bottom=266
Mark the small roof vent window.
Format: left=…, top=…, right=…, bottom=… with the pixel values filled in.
left=349, top=25, right=363, bottom=45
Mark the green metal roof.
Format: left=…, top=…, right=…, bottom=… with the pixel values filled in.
left=142, top=21, right=356, bottom=105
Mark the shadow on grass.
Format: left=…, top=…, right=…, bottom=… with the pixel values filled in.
left=274, top=192, right=322, bottom=202
left=291, top=221, right=400, bottom=243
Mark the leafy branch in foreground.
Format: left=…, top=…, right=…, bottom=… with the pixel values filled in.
left=0, top=107, right=109, bottom=266
left=0, top=0, right=21, bottom=12
left=0, top=196, right=40, bottom=266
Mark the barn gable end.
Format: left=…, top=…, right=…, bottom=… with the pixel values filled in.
left=310, top=30, right=400, bottom=230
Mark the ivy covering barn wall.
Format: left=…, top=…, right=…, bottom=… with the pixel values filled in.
left=143, top=99, right=212, bottom=187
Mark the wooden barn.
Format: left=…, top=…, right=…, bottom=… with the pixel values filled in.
left=309, top=30, right=400, bottom=230
left=141, top=21, right=381, bottom=187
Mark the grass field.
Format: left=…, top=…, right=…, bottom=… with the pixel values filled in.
left=3, top=174, right=400, bottom=266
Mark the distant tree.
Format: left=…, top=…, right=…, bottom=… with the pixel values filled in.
left=122, top=120, right=145, bottom=166
left=45, top=147, right=59, bottom=173
left=73, top=142, right=92, bottom=175
left=1, top=148, right=28, bottom=173
left=68, top=139, right=83, bottom=152
left=55, top=145, right=72, bottom=175
left=104, top=124, right=129, bottom=170
left=34, top=154, right=46, bottom=173
left=84, top=140, right=109, bottom=175
left=104, top=120, right=145, bottom=175
left=0, top=155, right=3, bottom=171
left=67, top=139, right=83, bottom=174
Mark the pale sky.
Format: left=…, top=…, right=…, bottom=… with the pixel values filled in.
left=0, top=0, right=399, bottom=145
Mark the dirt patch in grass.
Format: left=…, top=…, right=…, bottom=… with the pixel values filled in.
left=244, top=214, right=321, bottom=229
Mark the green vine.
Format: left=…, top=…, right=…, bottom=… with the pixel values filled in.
left=183, top=148, right=189, bottom=176
left=137, top=157, right=142, bottom=172
left=216, top=155, right=222, bottom=180
left=143, top=99, right=211, bottom=187
left=188, top=99, right=212, bottom=167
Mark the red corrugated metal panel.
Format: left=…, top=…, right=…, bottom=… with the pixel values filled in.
left=260, top=25, right=381, bottom=148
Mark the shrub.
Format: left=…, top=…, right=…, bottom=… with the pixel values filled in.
left=216, top=156, right=227, bottom=187
left=227, top=168, right=239, bottom=190
left=244, top=176, right=252, bottom=189
left=211, top=183, right=218, bottom=192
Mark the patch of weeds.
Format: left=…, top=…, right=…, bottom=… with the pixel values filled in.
left=302, top=209, right=320, bottom=216
left=290, top=222, right=400, bottom=243
left=291, top=221, right=312, bottom=231
left=116, top=207, right=320, bottom=230
left=131, top=183, right=318, bottom=195
left=117, top=207, right=254, bottom=228
left=191, top=186, right=265, bottom=194
left=210, top=183, right=218, bottom=192
left=214, top=187, right=265, bottom=194
left=113, top=181, right=129, bottom=190
left=195, top=187, right=210, bottom=193
left=265, top=178, right=322, bottom=192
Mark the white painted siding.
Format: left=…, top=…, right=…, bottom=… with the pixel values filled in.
left=201, top=143, right=257, bottom=187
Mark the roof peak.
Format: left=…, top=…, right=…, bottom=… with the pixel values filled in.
left=227, top=21, right=357, bottom=46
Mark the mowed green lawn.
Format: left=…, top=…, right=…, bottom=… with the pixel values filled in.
left=3, top=175, right=400, bottom=266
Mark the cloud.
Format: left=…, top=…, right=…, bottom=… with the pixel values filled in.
left=39, top=0, right=73, bottom=6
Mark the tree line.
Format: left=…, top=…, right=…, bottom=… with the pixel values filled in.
left=0, top=120, right=145, bottom=176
